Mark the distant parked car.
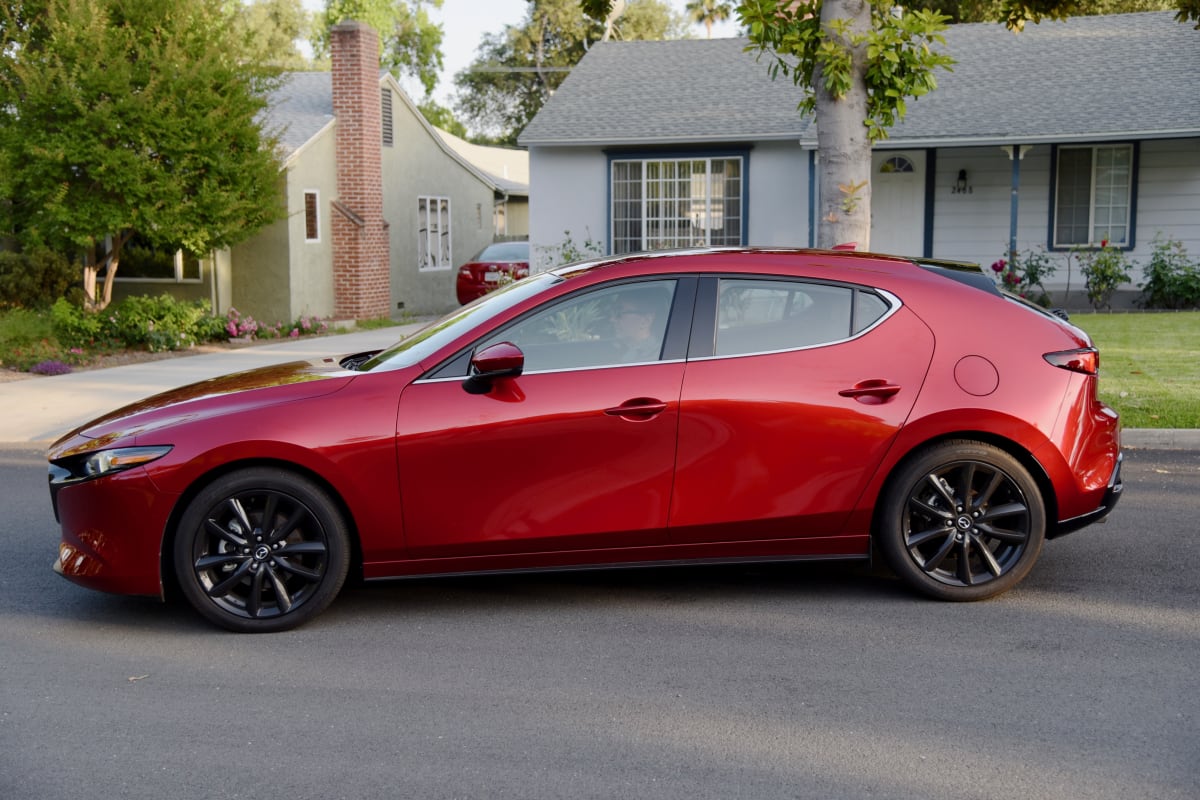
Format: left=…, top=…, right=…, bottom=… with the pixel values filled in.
left=48, top=248, right=1123, bottom=632
left=456, top=241, right=530, bottom=304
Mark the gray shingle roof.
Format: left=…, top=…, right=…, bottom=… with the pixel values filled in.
left=518, top=37, right=813, bottom=146
left=264, top=72, right=335, bottom=159
left=519, top=12, right=1200, bottom=148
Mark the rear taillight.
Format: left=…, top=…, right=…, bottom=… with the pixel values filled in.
left=1044, top=347, right=1099, bottom=375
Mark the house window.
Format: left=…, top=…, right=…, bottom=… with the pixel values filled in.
left=494, top=201, right=507, bottom=236
left=880, top=156, right=914, bottom=173
left=418, top=196, right=451, bottom=270
left=112, top=234, right=202, bottom=283
left=381, top=88, right=394, bottom=147
left=1053, top=144, right=1134, bottom=247
left=611, top=156, right=743, bottom=254
left=304, top=191, right=320, bottom=242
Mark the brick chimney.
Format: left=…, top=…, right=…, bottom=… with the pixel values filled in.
left=330, top=21, right=391, bottom=320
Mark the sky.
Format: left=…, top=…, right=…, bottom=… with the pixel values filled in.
left=303, top=1, right=741, bottom=106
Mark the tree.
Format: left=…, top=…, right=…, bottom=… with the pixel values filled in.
left=312, top=0, right=445, bottom=95
left=457, top=0, right=680, bottom=144
left=687, top=0, right=734, bottom=37
left=0, top=0, right=285, bottom=310
left=233, top=0, right=312, bottom=70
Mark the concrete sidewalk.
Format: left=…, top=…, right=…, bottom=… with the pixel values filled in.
left=2, top=320, right=1195, bottom=450
left=0, top=323, right=423, bottom=445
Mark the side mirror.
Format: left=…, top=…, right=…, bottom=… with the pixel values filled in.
left=464, top=341, right=524, bottom=394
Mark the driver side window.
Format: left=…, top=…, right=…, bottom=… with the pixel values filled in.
left=479, top=280, right=676, bottom=372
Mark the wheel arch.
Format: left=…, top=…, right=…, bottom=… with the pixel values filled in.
left=158, top=457, right=364, bottom=601
left=869, top=430, right=1059, bottom=542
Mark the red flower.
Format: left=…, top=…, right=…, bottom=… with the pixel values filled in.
left=1100, top=239, right=1108, bottom=248
left=990, top=259, right=1007, bottom=273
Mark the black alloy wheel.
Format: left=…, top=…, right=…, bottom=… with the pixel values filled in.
left=878, top=440, right=1046, bottom=601
left=174, top=468, right=350, bottom=632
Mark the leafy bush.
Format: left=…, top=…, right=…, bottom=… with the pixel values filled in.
left=112, top=294, right=214, bottom=352
left=1139, top=235, right=1200, bottom=310
left=50, top=297, right=108, bottom=350
left=990, top=247, right=1057, bottom=306
left=0, top=249, right=76, bottom=309
left=1075, top=241, right=1133, bottom=310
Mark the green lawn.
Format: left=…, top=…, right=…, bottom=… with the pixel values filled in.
left=1071, top=311, right=1200, bottom=429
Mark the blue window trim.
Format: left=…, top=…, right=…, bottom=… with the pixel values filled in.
left=1046, top=142, right=1139, bottom=252
left=604, top=147, right=752, bottom=254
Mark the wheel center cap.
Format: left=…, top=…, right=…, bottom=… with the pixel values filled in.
left=956, top=515, right=973, bottom=531
left=253, top=544, right=271, bottom=561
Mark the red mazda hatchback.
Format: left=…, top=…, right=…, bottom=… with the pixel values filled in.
left=48, top=249, right=1122, bottom=632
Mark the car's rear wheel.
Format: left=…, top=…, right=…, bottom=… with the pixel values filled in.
left=877, top=441, right=1046, bottom=601
left=173, top=468, right=349, bottom=632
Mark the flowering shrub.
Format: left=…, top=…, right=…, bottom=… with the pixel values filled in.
left=29, top=359, right=73, bottom=375
left=1075, top=240, right=1133, bottom=310
left=222, top=309, right=330, bottom=341
left=990, top=248, right=1057, bottom=306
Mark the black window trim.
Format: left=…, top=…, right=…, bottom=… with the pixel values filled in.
left=1046, top=141, right=1139, bottom=252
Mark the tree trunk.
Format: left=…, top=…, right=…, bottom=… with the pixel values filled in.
left=82, top=233, right=126, bottom=312
left=814, top=0, right=872, bottom=251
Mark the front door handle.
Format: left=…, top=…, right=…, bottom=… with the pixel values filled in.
left=838, top=380, right=901, bottom=404
left=604, top=398, right=668, bottom=420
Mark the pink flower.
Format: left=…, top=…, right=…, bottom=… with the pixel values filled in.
left=289, top=328, right=300, bottom=338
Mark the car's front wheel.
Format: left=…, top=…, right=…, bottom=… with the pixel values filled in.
left=173, top=468, right=350, bottom=632
left=877, top=441, right=1046, bottom=601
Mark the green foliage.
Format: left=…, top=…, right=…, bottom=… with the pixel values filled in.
left=111, top=295, right=214, bottom=352
left=549, top=229, right=606, bottom=267
left=0, top=0, right=285, bottom=270
left=990, top=247, right=1057, bottom=306
left=1076, top=242, right=1134, bottom=310
left=0, top=249, right=76, bottom=309
left=418, top=99, right=469, bottom=138
left=313, top=0, right=445, bottom=94
left=456, top=0, right=679, bottom=142
left=233, top=0, right=312, bottom=70
left=739, top=1, right=955, bottom=142
left=49, top=297, right=107, bottom=351
left=998, top=0, right=1197, bottom=30
left=1139, top=235, right=1200, bottom=309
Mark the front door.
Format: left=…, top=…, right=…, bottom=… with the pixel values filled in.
left=396, top=279, right=687, bottom=560
left=870, top=151, right=926, bottom=256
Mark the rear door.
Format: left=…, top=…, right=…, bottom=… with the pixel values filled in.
left=669, top=276, right=935, bottom=544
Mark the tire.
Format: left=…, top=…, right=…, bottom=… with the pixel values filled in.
left=877, top=440, right=1046, bottom=601
left=173, top=468, right=350, bottom=632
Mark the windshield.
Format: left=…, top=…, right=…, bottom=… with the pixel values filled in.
left=358, top=273, right=562, bottom=372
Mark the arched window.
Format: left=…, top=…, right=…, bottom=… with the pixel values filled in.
left=880, top=156, right=915, bottom=174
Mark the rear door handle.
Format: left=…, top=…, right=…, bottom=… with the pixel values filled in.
left=838, top=380, right=901, bottom=403
left=604, top=398, right=668, bottom=419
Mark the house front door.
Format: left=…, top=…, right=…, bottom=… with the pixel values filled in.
left=870, top=151, right=926, bottom=257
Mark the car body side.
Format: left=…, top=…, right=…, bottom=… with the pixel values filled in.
left=48, top=249, right=1121, bottom=599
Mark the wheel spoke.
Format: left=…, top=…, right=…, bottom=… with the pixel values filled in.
left=246, top=567, right=265, bottom=617
left=955, top=462, right=976, bottom=509
left=919, top=533, right=956, bottom=572
left=956, top=537, right=974, bottom=585
left=264, top=564, right=294, bottom=613
left=980, top=501, right=1028, bottom=522
left=908, top=525, right=952, bottom=548
left=206, top=560, right=253, bottom=598
left=973, top=471, right=1005, bottom=511
left=273, top=557, right=322, bottom=582
left=278, top=541, right=327, bottom=557
left=205, top=517, right=247, bottom=548
left=267, top=506, right=307, bottom=545
left=909, top=495, right=954, bottom=522
left=974, top=522, right=1027, bottom=544
left=195, top=552, right=246, bottom=571
left=925, top=472, right=957, bottom=508
left=970, top=533, right=1004, bottom=577
left=228, top=498, right=255, bottom=537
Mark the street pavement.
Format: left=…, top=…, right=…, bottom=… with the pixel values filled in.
left=1, top=319, right=1196, bottom=450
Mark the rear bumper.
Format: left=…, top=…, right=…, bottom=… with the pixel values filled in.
left=1050, top=450, right=1124, bottom=539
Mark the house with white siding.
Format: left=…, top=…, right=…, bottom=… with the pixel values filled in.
left=518, top=12, right=1200, bottom=307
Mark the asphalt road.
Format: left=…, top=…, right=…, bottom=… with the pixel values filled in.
left=2, top=445, right=1197, bottom=800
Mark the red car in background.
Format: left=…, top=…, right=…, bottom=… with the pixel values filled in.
left=456, top=241, right=530, bottom=304
left=48, top=248, right=1122, bottom=632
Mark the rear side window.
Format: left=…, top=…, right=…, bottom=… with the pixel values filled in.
left=476, top=242, right=529, bottom=262
left=715, top=279, right=857, bottom=356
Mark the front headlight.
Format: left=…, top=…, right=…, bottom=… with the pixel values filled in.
left=79, top=445, right=174, bottom=479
